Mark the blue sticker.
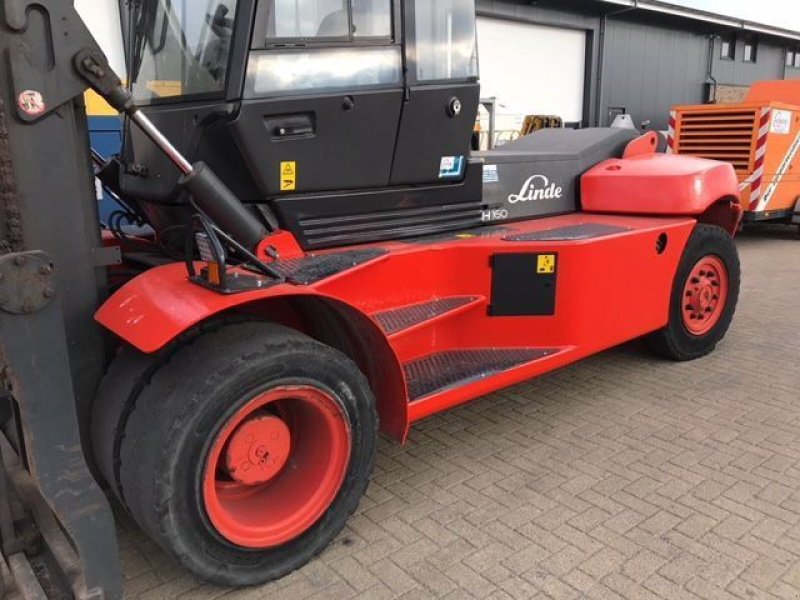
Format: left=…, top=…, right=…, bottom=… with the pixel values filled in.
left=439, top=155, right=466, bottom=179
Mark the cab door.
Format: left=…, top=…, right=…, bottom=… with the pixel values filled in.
left=230, top=0, right=404, bottom=196
left=390, top=0, right=480, bottom=185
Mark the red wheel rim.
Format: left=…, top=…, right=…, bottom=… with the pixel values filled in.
left=203, top=386, right=351, bottom=548
left=681, top=255, right=729, bottom=336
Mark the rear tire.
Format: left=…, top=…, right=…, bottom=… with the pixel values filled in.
left=645, top=224, right=740, bottom=361
left=92, top=322, right=377, bottom=586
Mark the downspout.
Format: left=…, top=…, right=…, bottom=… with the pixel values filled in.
left=706, top=35, right=718, bottom=103
left=595, top=1, right=638, bottom=126
left=783, top=49, right=789, bottom=80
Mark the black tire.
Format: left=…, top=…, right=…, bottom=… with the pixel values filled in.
left=91, top=317, right=244, bottom=501
left=90, top=346, right=155, bottom=501
left=645, top=224, right=740, bottom=361
left=92, top=321, right=377, bottom=586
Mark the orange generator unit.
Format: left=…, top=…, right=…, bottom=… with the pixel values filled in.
left=670, top=80, right=800, bottom=230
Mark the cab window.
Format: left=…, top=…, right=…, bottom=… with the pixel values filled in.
left=260, top=0, right=393, bottom=43
left=414, top=0, right=478, bottom=82
left=246, top=0, right=400, bottom=97
left=128, top=0, right=239, bottom=103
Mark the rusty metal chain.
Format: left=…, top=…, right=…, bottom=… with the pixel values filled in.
left=0, top=99, right=23, bottom=254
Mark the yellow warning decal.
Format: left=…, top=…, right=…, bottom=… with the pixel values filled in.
left=537, top=254, right=556, bottom=274
left=280, top=161, right=297, bottom=192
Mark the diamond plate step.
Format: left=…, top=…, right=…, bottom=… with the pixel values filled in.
left=504, top=223, right=631, bottom=242
left=404, top=348, right=557, bottom=402
left=272, top=248, right=386, bottom=284
left=373, top=297, right=481, bottom=335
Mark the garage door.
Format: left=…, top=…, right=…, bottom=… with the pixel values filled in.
left=477, top=17, right=587, bottom=134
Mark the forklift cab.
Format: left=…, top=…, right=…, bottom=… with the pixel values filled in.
left=123, top=0, right=481, bottom=203
left=121, top=0, right=635, bottom=250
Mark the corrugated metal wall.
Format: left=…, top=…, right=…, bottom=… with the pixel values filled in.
left=711, top=38, right=786, bottom=85
left=601, top=18, right=708, bottom=130
left=476, top=0, right=799, bottom=130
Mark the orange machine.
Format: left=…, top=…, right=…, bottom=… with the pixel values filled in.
left=670, top=80, right=800, bottom=228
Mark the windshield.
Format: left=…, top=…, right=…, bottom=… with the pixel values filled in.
left=128, top=0, right=239, bottom=103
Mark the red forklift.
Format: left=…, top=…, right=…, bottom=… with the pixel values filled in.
left=0, top=0, right=742, bottom=597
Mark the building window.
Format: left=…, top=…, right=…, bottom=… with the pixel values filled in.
left=790, top=49, right=800, bottom=69
left=720, top=33, right=735, bottom=60
left=743, top=38, right=758, bottom=63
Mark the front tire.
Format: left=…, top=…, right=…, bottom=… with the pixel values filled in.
left=645, top=224, right=740, bottom=361
left=93, top=322, right=377, bottom=586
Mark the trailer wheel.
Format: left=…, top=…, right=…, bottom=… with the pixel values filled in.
left=110, top=322, right=377, bottom=586
left=645, top=224, right=740, bottom=361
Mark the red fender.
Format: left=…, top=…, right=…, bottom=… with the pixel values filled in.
left=581, top=154, right=742, bottom=233
left=95, top=263, right=409, bottom=440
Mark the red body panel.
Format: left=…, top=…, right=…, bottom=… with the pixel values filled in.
left=97, top=213, right=697, bottom=440
left=622, top=131, right=660, bottom=159
left=582, top=154, right=739, bottom=216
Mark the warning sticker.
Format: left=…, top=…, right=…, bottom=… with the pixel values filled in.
left=771, top=110, right=793, bottom=135
left=537, top=254, right=556, bottom=274
left=280, top=161, right=297, bottom=192
left=18, top=90, right=46, bottom=116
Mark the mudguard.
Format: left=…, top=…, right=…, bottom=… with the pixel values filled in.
left=97, top=263, right=321, bottom=354
left=582, top=154, right=741, bottom=222
left=95, top=261, right=410, bottom=439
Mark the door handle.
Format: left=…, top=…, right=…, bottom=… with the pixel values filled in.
left=266, top=113, right=315, bottom=140
left=276, top=124, right=313, bottom=137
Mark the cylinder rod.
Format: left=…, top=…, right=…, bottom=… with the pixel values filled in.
left=130, top=111, right=193, bottom=176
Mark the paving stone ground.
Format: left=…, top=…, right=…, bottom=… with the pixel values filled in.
left=121, top=225, right=800, bottom=599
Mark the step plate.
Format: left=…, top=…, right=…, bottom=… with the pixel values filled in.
left=273, top=248, right=387, bottom=285
left=504, top=223, right=630, bottom=242
left=405, top=348, right=555, bottom=402
left=374, top=297, right=479, bottom=335
left=408, top=225, right=510, bottom=244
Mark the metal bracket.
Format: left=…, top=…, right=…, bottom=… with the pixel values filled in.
left=4, top=1, right=102, bottom=123
left=0, top=251, right=55, bottom=315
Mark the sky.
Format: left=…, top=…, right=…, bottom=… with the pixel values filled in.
left=667, top=0, right=800, bottom=32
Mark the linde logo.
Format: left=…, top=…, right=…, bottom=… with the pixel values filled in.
left=508, top=175, right=563, bottom=204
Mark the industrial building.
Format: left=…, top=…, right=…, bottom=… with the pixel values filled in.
left=76, top=0, right=800, bottom=141
left=475, top=0, right=800, bottom=137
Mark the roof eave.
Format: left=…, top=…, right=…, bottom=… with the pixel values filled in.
left=599, top=0, right=800, bottom=41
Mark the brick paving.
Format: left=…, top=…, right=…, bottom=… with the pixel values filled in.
left=122, top=225, right=800, bottom=599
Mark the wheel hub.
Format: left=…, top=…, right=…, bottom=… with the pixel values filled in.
left=224, top=415, right=291, bottom=486
left=682, top=256, right=728, bottom=335
left=203, top=385, right=352, bottom=548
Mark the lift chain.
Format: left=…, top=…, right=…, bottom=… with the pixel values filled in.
left=0, top=99, right=23, bottom=255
